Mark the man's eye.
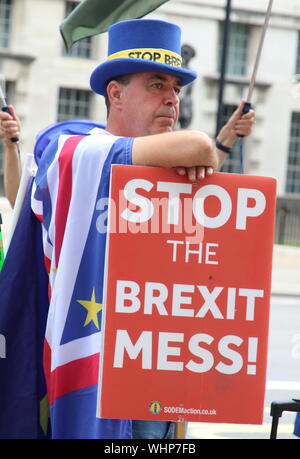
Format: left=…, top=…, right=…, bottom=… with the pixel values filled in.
left=174, top=87, right=181, bottom=95
left=153, top=83, right=162, bottom=89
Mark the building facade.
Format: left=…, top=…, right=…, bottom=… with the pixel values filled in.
left=0, top=0, right=300, bottom=242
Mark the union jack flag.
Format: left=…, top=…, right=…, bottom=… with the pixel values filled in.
left=31, top=128, right=133, bottom=438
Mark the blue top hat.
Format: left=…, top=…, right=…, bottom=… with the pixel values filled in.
left=90, top=19, right=197, bottom=96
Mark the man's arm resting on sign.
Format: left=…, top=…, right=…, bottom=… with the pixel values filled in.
left=132, top=102, right=255, bottom=181
left=132, top=129, right=218, bottom=174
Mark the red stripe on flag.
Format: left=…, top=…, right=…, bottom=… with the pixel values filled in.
left=44, top=255, right=51, bottom=275
left=44, top=341, right=99, bottom=405
left=44, top=339, right=51, bottom=390
left=54, top=136, right=85, bottom=267
left=35, top=213, right=43, bottom=223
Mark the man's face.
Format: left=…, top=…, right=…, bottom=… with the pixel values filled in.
left=117, top=72, right=181, bottom=137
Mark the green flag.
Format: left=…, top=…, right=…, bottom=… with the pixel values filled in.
left=60, top=0, right=169, bottom=52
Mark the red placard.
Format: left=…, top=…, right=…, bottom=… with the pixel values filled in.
left=97, top=165, right=277, bottom=424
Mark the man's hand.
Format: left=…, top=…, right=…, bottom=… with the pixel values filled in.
left=175, top=165, right=213, bottom=181
left=0, top=105, right=21, bottom=144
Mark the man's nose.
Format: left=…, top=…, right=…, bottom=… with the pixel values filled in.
left=163, top=87, right=179, bottom=105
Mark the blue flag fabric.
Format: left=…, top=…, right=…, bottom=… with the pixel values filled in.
left=0, top=179, right=50, bottom=439
left=33, top=119, right=104, bottom=165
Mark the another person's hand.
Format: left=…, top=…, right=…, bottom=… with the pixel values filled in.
left=217, top=100, right=255, bottom=149
left=0, top=104, right=21, bottom=207
left=0, top=105, right=20, bottom=144
left=174, top=101, right=255, bottom=181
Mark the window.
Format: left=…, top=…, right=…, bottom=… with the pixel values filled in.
left=0, top=0, right=12, bottom=49
left=218, top=22, right=249, bottom=76
left=0, top=81, right=15, bottom=196
left=63, top=1, right=92, bottom=58
left=57, top=87, right=91, bottom=122
left=286, top=112, right=300, bottom=194
left=220, top=104, right=242, bottom=174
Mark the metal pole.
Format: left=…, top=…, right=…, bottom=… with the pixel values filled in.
left=215, top=0, right=232, bottom=137
left=246, top=0, right=274, bottom=104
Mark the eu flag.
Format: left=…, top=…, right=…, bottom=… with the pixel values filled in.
left=0, top=120, right=133, bottom=438
left=0, top=179, right=49, bottom=439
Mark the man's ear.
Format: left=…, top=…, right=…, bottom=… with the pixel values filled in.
left=106, top=80, right=123, bottom=107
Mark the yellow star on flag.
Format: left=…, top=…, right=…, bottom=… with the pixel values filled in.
left=77, top=288, right=102, bottom=329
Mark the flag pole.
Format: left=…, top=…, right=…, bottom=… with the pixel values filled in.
left=215, top=0, right=232, bottom=138
left=5, top=153, right=36, bottom=252
left=244, top=0, right=274, bottom=108
left=238, top=0, right=274, bottom=172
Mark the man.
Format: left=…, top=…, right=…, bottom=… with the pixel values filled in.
left=89, top=18, right=253, bottom=440
left=0, top=105, right=21, bottom=207
left=16, top=18, right=254, bottom=439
